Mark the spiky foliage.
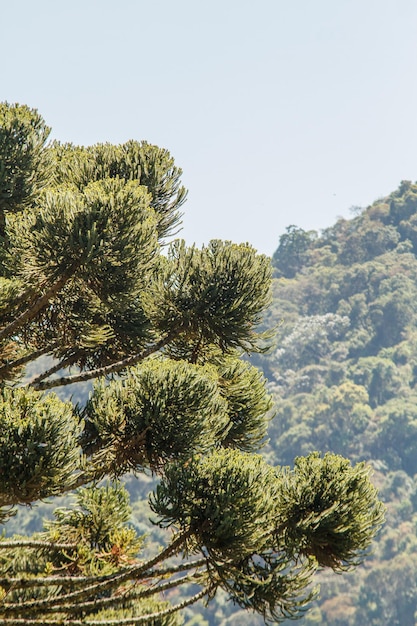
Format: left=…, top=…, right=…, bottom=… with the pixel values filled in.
left=0, top=103, right=51, bottom=219
left=0, top=387, right=81, bottom=507
left=0, top=102, right=384, bottom=625
left=275, top=452, right=384, bottom=569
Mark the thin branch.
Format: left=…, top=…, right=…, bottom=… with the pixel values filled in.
left=28, top=355, right=74, bottom=387
left=0, top=558, right=207, bottom=590
left=0, top=270, right=75, bottom=343
left=0, top=540, right=76, bottom=551
left=0, top=529, right=192, bottom=612
left=0, top=574, right=98, bottom=590
left=31, top=332, right=177, bottom=391
left=148, top=557, right=207, bottom=578
left=0, top=283, right=42, bottom=319
left=28, top=572, right=204, bottom=615
left=1, top=586, right=211, bottom=625
left=128, top=585, right=212, bottom=625
left=0, top=344, right=57, bottom=378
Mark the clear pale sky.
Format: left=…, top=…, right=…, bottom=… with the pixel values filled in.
left=2, top=0, right=417, bottom=255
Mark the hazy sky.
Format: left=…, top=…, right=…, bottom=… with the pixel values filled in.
left=2, top=0, right=417, bottom=255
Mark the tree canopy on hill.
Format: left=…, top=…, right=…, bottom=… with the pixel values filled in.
left=0, top=102, right=383, bottom=625
left=256, top=182, right=417, bottom=625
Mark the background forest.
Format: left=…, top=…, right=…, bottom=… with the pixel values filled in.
left=259, top=179, right=417, bottom=626
left=7, top=180, right=417, bottom=625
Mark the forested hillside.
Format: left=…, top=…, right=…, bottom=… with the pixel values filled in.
left=256, top=180, right=417, bottom=625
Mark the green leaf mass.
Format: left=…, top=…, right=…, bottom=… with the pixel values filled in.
left=0, top=102, right=384, bottom=625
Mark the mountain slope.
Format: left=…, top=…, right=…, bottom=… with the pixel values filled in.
left=257, top=180, right=417, bottom=625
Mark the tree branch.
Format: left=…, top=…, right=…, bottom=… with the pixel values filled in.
left=1, top=586, right=211, bottom=625
left=0, top=529, right=192, bottom=612
left=0, top=558, right=207, bottom=591
left=31, top=332, right=177, bottom=391
left=0, top=283, right=43, bottom=319
left=0, top=540, right=76, bottom=551
left=0, top=344, right=57, bottom=378
left=23, top=573, right=205, bottom=615
left=0, top=270, right=75, bottom=343
left=28, top=355, right=74, bottom=387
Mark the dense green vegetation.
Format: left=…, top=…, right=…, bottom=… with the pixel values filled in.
left=255, top=182, right=417, bottom=625
left=0, top=103, right=383, bottom=625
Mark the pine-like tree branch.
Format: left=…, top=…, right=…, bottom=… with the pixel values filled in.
left=31, top=332, right=177, bottom=390
left=0, top=529, right=192, bottom=613
left=22, top=573, right=204, bottom=615
left=0, top=283, right=42, bottom=319
left=0, top=558, right=207, bottom=591
left=28, top=355, right=74, bottom=387
left=0, top=269, right=76, bottom=343
left=1, top=585, right=211, bottom=625
left=0, top=344, right=57, bottom=378
left=0, top=540, right=76, bottom=550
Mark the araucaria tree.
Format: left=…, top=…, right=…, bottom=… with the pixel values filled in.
left=0, top=103, right=384, bottom=625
